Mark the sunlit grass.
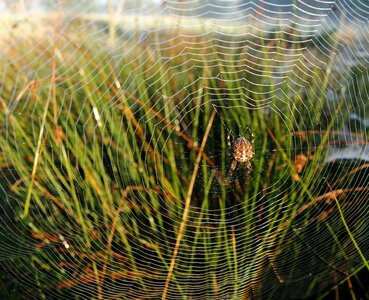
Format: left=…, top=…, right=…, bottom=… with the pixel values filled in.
left=0, top=21, right=369, bottom=299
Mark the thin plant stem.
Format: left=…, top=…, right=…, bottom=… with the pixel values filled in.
left=162, top=110, right=216, bottom=300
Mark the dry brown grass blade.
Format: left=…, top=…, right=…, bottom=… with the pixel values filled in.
left=162, top=110, right=216, bottom=300
left=332, top=163, right=369, bottom=187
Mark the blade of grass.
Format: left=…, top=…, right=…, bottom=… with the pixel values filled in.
left=22, top=55, right=56, bottom=218
left=326, top=181, right=369, bottom=272
left=162, top=110, right=216, bottom=300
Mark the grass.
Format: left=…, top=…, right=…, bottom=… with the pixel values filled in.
left=0, top=18, right=369, bottom=299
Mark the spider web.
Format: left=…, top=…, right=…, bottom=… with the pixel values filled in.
left=0, top=0, right=369, bottom=299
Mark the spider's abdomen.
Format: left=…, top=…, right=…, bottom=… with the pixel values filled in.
left=233, top=137, right=254, bottom=163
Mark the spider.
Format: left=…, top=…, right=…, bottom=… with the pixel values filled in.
left=227, top=128, right=255, bottom=179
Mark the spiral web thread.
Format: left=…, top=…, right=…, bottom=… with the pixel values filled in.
left=0, top=0, right=369, bottom=299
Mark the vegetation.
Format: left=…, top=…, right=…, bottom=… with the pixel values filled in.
left=0, top=18, right=368, bottom=299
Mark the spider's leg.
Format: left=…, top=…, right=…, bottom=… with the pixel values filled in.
left=227, top=130, right=234, bottom=148
left=228, top=159, right=237, bottom=178
left=227, top=130, right=234, bottom=155
left=246, top=160, right=252, bottom=176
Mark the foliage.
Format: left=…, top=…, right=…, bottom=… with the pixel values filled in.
left=0, top=21, right=368, bottom=299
